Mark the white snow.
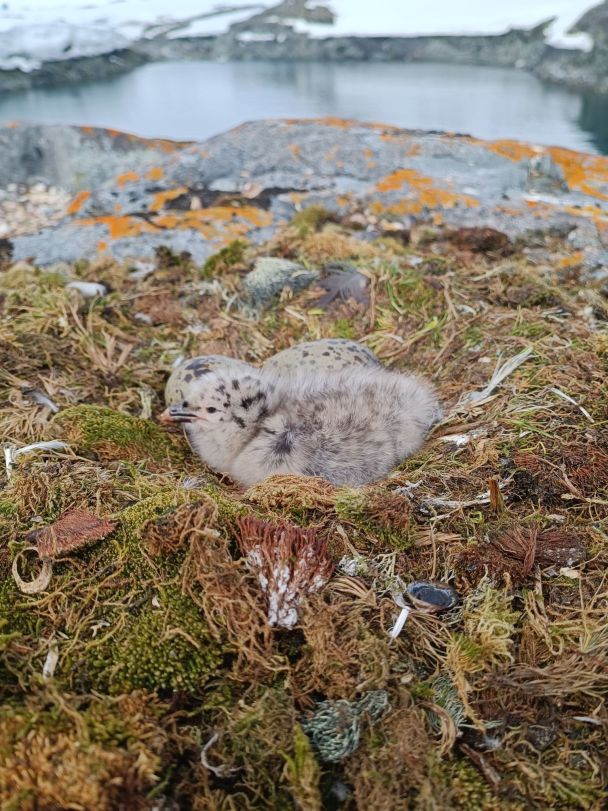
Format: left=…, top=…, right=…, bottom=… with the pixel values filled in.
left=0, top=22, right=129, bottom=70
left=166, top=9, right=263, bottom=39
left=0, top=0, right=598, bottom=71
left=319, top=1, right=595, bottom=49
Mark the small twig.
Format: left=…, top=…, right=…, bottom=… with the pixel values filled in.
left=201, top=732, right=237, bottom=778
left=550, top=387, right=594, bottom=423
left=4, top=440, right=70, bottom=480
left=460, top=743, right=501, bottom=790
left=460, top=347, right=533, bottom=407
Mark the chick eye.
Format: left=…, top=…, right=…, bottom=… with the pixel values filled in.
left=206, top=407, right=218, bottom=414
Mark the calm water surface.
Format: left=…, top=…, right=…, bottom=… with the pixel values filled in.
left=1, top=60, right=607, bottom=153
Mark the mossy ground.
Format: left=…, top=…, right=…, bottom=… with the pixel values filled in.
left=1, top=211, right=607, bottom=809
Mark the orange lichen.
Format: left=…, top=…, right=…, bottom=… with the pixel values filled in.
left=303, top=116, right=354, bottom=129
left=146, top=166, right=164, bottom=181
left=116, top=170, right=140, bottom=187
left=149, top=187, right=188, bottom=212
left=484, top=139, right=608, bottom=202
left=377, top=169, right=421, bottom=193
left=484, top=139, right=537, bottom=163
left=97, top=241, right=108, bottom=253
left=67, top=190, right=91, bottom=216
left=77, top=215, right=143, bottom=240
left=80, top=125, right=94, bottom=135
left=564, top=205, right=608, bottom=225
left=558, top=252, right=585, bottom=268
left=75, top=206, right=273, bottom=242
left=289, top=144, right=302, bottom=159
left=114, top=203, right=122, bottom=214
left=375, top=168, right=479, bottom=212
left=549, top=146, right=608, bottom=202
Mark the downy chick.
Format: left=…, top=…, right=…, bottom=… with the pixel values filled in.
left=160, top=366, right=440, bottom=487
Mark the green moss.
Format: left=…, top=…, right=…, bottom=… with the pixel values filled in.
left=0, top=265, right=66, bottom=293
left=119, top=490, right=194, bottom=540
left=201, top=239, right=247, bottom=278
left=99, top=585, right=223, bottom=694
left=51, top=405, right=181, bottom=466
left=291, top=205, right=334, bottom=237
left=443, top=758, right=499, bottom=810
left=331, top=318, right=356, bottom=339
left=0, top=500, right=16, bottom=518
left=335, top=488, right=413, bottom=550
left=386, top=265, right=440, bottom=316
left=283, top=723, right=322, bottom=809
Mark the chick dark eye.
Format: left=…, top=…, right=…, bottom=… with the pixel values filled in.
left=206, top=407, right=218, bottom=414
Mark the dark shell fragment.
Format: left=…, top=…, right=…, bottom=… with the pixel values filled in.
left=406, top=580, right=459, bottom=612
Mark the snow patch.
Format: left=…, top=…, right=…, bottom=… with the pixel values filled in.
left=0, top=22, right=130, bottom=71
left=0, top=0, right=597, bottom=72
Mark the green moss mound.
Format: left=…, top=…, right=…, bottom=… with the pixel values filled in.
left=51, top=405, right=181, bottom=466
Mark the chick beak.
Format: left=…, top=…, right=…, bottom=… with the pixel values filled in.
left=159, top=405, right=198, bottom=425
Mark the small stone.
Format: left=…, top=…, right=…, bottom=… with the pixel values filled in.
left=66, top=281, right=107, bottom=297
left=242, top=257, right=319, bottom=308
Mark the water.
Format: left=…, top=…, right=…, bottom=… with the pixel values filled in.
left=1, top=60, right=607, bottom=154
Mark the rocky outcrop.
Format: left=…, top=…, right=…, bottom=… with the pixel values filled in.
left=2, top=118, right=607, bottom=280
left=133, top=23, right=551, bottom=69
left=0, top=48, right=147, bottom=93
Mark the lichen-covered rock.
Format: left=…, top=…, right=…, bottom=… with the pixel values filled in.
left=242, top=257, right=319, bottom=308
left=5, top=119, right=608, bottom=277
left=51, top=405, right=181, bottom=466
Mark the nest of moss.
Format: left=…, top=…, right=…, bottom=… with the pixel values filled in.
left=1, top=212, right=607, bottom=809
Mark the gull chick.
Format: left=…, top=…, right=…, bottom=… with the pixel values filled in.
left=160, top=366, right=440, bottom=487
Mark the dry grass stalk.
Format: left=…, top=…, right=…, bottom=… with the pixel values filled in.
left=243, top=474, right=337, bottom=512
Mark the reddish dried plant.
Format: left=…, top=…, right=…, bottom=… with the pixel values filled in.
left=491, top=526, right=585, bottom=576
left=236, top=516, right=334, bottom=629
left=26, top=509, right=115, bottom=559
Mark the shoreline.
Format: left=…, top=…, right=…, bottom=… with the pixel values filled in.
left=0, top=25, right=606, bottom=96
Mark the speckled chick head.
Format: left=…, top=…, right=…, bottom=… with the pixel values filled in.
left=164, top=355, right=257, bottom=407
left=262, top=339, right=380, bottom=376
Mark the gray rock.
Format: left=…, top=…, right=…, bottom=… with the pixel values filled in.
left=242, top=257, right=319, bottom=308
left=3, top=119, right=608, bottom=265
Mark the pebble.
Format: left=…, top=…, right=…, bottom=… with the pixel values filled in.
left=242, top=257, right=319, bottom=308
